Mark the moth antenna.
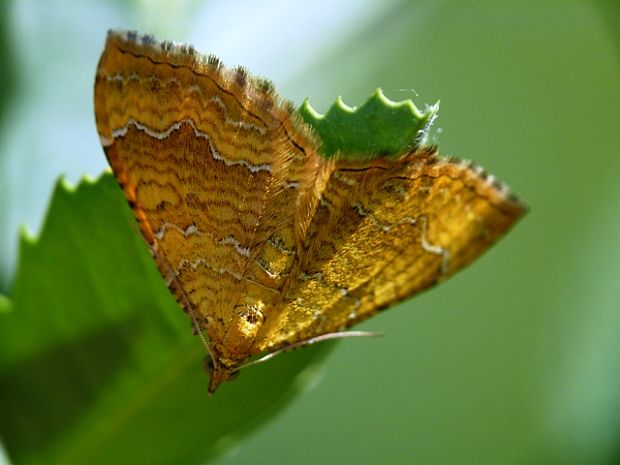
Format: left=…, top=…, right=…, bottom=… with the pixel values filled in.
left=238, top=330, right=383, bottom=370
left=151, top=245, right=215, bottom=361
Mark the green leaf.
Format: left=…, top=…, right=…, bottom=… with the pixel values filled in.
left=0, top=294, right=11, bottom=314
left=299, top=88, right=439, bottom=159
left=0, top=173, right=331, bottom=465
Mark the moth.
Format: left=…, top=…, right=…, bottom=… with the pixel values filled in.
left=94, top=30, right=525, bottom=393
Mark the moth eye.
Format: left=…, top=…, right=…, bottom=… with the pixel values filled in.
left=203, top=356, right=214, bottom=374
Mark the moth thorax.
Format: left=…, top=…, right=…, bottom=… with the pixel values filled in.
left=222, top=301, right=266, bottom=357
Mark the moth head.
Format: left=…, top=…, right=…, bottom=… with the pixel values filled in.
left=206, top=300, right=266, bottom=393
left=204, top=355, right=240, bottom=395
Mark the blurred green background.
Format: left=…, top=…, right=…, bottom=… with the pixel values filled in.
left=1, top=1, right=619, bottom=464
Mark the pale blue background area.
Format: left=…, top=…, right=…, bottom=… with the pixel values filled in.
left=1, top=1, right=619, bottom=464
